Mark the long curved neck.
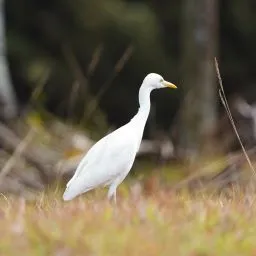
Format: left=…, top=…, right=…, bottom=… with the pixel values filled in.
left=138, top=84, right=152, bottom=118
left=131, top=83, right=153, bottom=126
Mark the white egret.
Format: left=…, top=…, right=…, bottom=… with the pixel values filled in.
left=63, top=73, right=177, bottom=203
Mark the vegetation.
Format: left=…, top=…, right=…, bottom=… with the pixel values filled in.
left=1, top=186, right=256, bottom=256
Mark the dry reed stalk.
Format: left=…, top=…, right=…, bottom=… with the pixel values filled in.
left=214, top=57, right=256, bottom=176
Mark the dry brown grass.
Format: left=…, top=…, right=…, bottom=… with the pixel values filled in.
left=0, top=183, right=256, bottom=256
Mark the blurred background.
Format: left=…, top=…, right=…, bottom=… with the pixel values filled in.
left=0, top=0, right=255, bottom=198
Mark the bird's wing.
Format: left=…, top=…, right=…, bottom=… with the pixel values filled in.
left=80, top=138, right=136, bottom=188
left=66, top=132, right=110, bottom=187
left=66, top=123, right=136, bottom=188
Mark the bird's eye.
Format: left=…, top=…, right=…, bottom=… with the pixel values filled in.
left=160, top=79, right=164, bottom=82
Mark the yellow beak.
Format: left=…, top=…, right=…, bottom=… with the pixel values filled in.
left=163, top=80, right=177, bottom=89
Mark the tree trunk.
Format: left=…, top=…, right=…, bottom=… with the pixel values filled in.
left=0, top=0, right=17, bottom=120
left=177, top=0, right=218, bottom=160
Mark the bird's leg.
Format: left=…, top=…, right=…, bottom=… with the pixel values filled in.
left=107, top=185, right=117, bottom=205
left=113, top=190, right=117, bottom=205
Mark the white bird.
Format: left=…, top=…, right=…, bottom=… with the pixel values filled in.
left=63, top=73, right=177, bottom=203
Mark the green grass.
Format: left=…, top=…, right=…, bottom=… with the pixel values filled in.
left=0, top=184, right=256, bottom=256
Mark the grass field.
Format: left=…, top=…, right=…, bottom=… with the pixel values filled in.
left=0, top=182, right=256, bottom=256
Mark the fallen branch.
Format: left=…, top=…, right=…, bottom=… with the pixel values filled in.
left=0, top=123, right=50, bottom=183
left=0, top=128, right=35, bottom=183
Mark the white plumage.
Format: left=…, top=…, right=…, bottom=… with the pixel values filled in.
left=63, top=73, right=177, bottom=203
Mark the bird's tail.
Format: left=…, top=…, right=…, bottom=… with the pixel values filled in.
left=63, top=169, right=82, bottom=200
left=63, top=179, right=81, bottom=201
left=63, top=187, right=77, bottom=201
left=63, top=178, right=93, bottom=201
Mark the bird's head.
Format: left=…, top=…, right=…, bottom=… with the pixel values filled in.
left=143, top=73, right=177, bottom=90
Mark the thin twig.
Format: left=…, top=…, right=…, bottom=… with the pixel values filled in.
left=84, top=45, right=134, bottom=121
left=20, top=68, right=51, bottom=117
left=214, top=57, right=256, bottom=176
left=62, top=44, right=90, bottom=104
left=67, top=81, right=80, bottom=121
left=62, top=44, right=89, bottom=91
left=62, top=44, right=97, bottom=123
left=30, top=68, right=51, bottom=103
left=87, top=44, right=104, bottom=77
